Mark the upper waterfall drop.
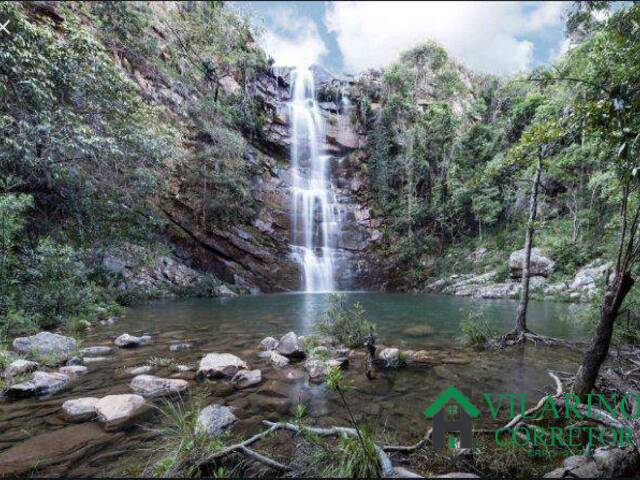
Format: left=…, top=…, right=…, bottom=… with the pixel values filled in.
left=288, top=65, right=340, bottom=293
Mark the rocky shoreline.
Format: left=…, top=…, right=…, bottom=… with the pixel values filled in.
left=423, top=247, right=611, bottom=303
left=1, top=325, right=637, bottom=478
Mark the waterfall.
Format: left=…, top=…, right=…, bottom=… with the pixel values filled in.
left=288, top=65, right=339, bottom=293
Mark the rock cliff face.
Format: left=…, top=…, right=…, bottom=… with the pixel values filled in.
left=156, top=66, right=382, bottom=293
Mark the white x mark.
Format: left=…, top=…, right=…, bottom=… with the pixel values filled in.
left=0, top=20, right=10, bottom=35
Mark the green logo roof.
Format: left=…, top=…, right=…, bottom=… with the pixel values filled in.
left=424, top=386, right=480, bottom=418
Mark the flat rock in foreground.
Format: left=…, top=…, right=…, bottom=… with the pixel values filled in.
left=0, top=423, right=121, bottom=477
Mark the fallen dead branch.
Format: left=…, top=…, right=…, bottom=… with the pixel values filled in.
left=261, top=420, right=396, bottom=478
left=383, top=428, right=432, bottom=452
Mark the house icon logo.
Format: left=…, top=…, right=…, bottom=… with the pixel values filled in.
left=424, top=386, right=480, bottom=449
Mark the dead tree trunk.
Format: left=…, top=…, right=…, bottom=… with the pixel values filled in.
left=515, top=154, right=543, bottom=333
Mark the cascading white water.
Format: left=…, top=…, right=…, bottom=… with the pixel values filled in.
left=288, top=65, right=339, bottom=293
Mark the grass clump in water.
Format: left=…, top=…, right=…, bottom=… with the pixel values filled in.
left=459, top=307, right=495, bottom=348
left=315, top=293, right=376, bottom=348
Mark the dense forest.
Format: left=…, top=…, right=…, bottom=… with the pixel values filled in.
left=3, top=1, right=639, bottom=335
left=1, top=1, right=640, bottom=477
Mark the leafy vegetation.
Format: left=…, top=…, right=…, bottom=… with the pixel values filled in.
left=0, top=2, right=267, bottom=336
left=459, top=308, right=496, bottom=348
left=315, top=294, right=376, bottom=348
left=353, top=4, right=639, bottom=292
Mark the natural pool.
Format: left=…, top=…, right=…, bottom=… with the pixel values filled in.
left=0, top=293, right=589, bottom=476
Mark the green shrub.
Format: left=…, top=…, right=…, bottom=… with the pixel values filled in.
left=330, top=426, right=382, bottom=478
left=66, top=316, right=91, bottom=337
left=315, top=294, right=376, bottom=348
left=459, top=308, right=495, bottom=348
left=14, top=240, right=101, bottom=329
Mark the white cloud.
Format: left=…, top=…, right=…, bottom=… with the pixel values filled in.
left=325, top=1, right=567, bottom=75
left=260, top=8, right=328, bottom=68
left=549, top=37, right=571, bottom=63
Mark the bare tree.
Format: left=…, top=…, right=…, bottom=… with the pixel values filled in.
left=515, top=152, right=543, bottom=334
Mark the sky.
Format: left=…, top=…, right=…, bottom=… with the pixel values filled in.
left=236, top=1, right=571, bottom=76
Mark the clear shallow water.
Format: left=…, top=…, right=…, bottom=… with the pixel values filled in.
left=0, top=293, right=587, bottom=476
left=120, top=292, right=588, bottom=346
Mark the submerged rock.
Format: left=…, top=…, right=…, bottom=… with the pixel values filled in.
left=83, top=356, right=112, bottom=364
left=411, top=350, right=436, bottom=364
left=6, top=371, right=73, bottom=399
left=80, top=346, right=114, bottom=356
left=402, top=324, right=434, bottom=337
left=130, top=374, right=189, bottom=398
left=0, top=423, right=118, bottom=477
left=95, top=394, right=148, bottom=431
left=114, top=333, right=151, bottom=348
left=276, top=331, right=304, bottom=358
left=231, top=369, right=262, bottom=389
left=3, top=359, right=39, bottom=378
left=169, top=342, right=192, bottom=352
left=59, top=365, right=88, bottom=376
left=196, top=404, right=237, bottom=437
left=197, top=353, right=248, bottom=379
left=12, top=332, right=77, bottom=360
left=126, top=365, right=153, bottom=376
left=62, top=397, right=99, bottom=422
left=269, top=350, right=289, bottom=368
left=259, top=336, right=279, bottom=351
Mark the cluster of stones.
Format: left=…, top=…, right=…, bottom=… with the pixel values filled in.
left=0, top=331, right=162, bottom=400
left=256, top=331, right=352, bottom=384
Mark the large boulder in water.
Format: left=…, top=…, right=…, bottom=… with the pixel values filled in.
left=129, top=374, right=189, bottom=398
left=12, top=332, right=77, bottom=360
left=80, top=346, right=114, bottom=356
left=6, top=371, right=73, bottom=399
left=276, top=332, right=304, bottom=358
left=509, top=248, right=555, bottom=278
left=196, top=404, right=237, bottom=437
left=197, top=353, right=247, bottom=379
